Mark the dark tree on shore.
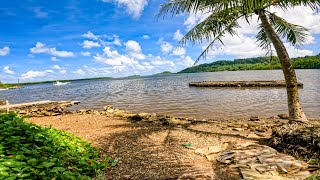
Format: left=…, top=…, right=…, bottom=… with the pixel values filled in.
left=158, top=0, right=319, bottom=123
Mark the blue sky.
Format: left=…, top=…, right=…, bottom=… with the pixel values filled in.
left=0, top=0, right=319, bottom=83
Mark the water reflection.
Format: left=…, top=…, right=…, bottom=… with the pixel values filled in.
left=1, top=69, right=319, bottom=119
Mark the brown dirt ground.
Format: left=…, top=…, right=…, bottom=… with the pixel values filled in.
left=28, top=114, right=282, bottom=180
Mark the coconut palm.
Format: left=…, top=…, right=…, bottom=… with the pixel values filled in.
left=158, top=0, right=319, bottom=122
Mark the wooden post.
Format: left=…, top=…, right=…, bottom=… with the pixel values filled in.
left=6, top=100, right=9, bottom=114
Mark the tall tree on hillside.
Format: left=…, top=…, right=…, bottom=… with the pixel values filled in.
left=158, top=0, right=319, bottom=123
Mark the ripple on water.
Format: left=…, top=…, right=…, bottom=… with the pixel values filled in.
left=0, top=70, right=319, bottom=119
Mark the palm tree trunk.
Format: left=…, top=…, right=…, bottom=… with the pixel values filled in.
left=258, top=10, right=308, bottom=123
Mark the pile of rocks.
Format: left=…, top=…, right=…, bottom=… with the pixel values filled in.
left=13, top=101, right=80, bottom=117
left=102, top=105, right=192, bottom=126
left=194, top=142, right=313, bottom=179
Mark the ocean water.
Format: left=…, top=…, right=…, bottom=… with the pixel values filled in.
left=1, top=69, right=319, bottom=119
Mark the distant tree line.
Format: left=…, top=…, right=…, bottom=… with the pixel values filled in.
left=179, top=54, right=320, bottom=73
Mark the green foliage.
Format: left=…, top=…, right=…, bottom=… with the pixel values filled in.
left=0, top=83, right=16, bottom=89
left=0, top=113, right=111, bottom=179
left=179, top=54, right=320, bottom=73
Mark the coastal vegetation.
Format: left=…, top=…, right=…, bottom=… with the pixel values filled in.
left=158, top=0, right=319, bottom=122
left=152, top=71, right=174, bottom=76
left=0, top=113, right=111, bottom=179
left=180, top=54, right=320, bottom=73
left=0, top=82, right=21, bottom=89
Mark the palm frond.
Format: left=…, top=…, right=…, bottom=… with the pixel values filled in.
left=179, top=8, right=241, bottom=46
left=193, top=19, right=240, bottom=65
left=256, top=24, right=272, bottom=51
left=268, top=12, right=310, bottom=47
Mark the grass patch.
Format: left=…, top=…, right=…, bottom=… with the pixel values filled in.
left=0, top=113, right=113, bottom=179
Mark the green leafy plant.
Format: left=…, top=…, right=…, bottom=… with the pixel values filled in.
left=0, top=113, right=111, bottom=179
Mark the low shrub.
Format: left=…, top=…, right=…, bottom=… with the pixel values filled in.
left=0, top=113, right=111, bottom=179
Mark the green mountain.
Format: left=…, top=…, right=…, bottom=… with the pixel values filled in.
left=179, top=54, right=320, bottom=73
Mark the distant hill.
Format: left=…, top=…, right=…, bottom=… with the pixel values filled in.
left=152, top=71, right=174, bottom=76
left=179, top=54, right=320, bottom=73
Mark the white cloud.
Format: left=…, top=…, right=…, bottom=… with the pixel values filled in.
left=59, top=70, right=67, bottom=74
left=0, top=46, right=10, bottom=56
left=142, top=35, right=150, bottom=39
left=113, top=35, right=122, bottom=46
left=21, top=70, right=53, bottom=80
left=181, top=56, right=194, bottom=67
left=125, top=40, right=145, bottom=59
left=184, top=12, right=210, bottom=30
left=173, top=30, right=184, bottom=41
left=50, top=48, right=74, bottom=58
left=274, top=6, right=320, bottom=34
left=102, top=0, right=148, bottom=19
left=51, top=57, right=59, bottom=61
left=3, top=66, right=14, bottom=74
left=172, top=47, right=186, bottom=56
left=51, top=65, right=62, bottom=70
left=81, top=51, right=91, bottom=56
left=82, top=31, right=99, bottom=40
left=151, top=56, right=175, bottom=66
left=82, top=40, right=101, bottom=49
left=30, top=42, right=74, bottom=58
left=74, top=69, right=86, bottom=75
left=285, top=43, right=313, bottom=57
left=160, top=42, right=173, bottom=54
left=94, top=46, right=138, bottom=66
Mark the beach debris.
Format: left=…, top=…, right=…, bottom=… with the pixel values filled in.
left=194, top=142, right=311, bottom=179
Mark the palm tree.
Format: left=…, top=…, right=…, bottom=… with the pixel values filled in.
left=158, top=0, right=319, bottom=123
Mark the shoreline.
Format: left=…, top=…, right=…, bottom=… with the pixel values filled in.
left=27, top=110, right=320, bottom=179
left=10, top=101, right=318, bottom=179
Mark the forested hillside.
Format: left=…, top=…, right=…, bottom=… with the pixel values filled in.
left=179, top=54, right=320, bottom=73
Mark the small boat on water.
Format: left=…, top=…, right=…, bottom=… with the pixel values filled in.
left=0, top=88, right=9, bottom=91
left=53, top=81, right=70, bottom=86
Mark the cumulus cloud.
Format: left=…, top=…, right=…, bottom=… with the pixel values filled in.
left=173, top=30, right=184, bottom=41
left=51, top=65, right=62, bottom=70
left=125, top=40, right=145, bottom=59
left=74, top=69, right=86, bottom=75
left=21, top=70, right=53, bottom=79
left=82, top=40, right=101, bottom=49
left=51, top=57, right=59, bottom=61
left=142, top=35, right=150, bottom=39
left=81, top=51, right=91, bottom=56
left=182, top=6, right=318, bottom=60
left=3, top=66, right=14, bottom=74
left=172, top=47, right=186, bottom=56
left=30, top=42, right=74, bottom=58
left=0, top=46, right=10, bottom=56
left=102, top=0, right=148, bottom=19
left=113, top=35, right=122, bottom=46
left=59, top=70, right=67, bottom=74
left=151, top=56, right=175, bottom=67
left=181, top=56, right=194, bottom=67
left=82, top=31, right=99, bottom=40
left=94, top=46, right=138, bottom=66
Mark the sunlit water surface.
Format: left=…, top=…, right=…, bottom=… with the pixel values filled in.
left=1, top=70, right=319, bottom=119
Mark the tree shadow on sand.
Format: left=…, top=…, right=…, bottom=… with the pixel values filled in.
left=93, top=121, right=267, bottom=179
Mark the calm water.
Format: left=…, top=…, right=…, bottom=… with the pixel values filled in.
left=1, top=70, right=319, bottom=119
